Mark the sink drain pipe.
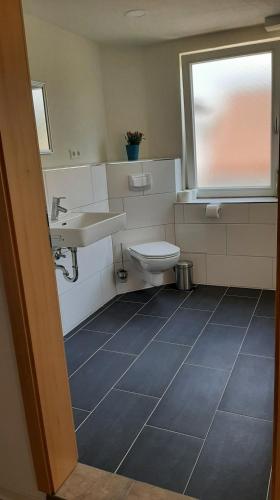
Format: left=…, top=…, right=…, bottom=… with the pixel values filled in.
left=54, top=247, right=79, bottom=283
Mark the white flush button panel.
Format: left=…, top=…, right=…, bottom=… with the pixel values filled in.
left=128, top=173, right=152, bottom=191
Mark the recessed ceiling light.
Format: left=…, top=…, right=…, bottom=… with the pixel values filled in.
left=125, top=9, right=146, bottom=18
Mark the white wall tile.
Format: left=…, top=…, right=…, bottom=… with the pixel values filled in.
left=91, top=164, right=108, bottom=202
left=79, top=200, right=109, bottom=212
left=112, top=226, right=166, bottom=262
left=109, top=198, right=124, bottom=212
left=55, top=236, right=113, bottom=295
left=143, top=159, right=176, bottom=195
left=180, top=252, right=206, bottom=284
left=100, top=265, right=117, bottom=303
left=106, top=163, right=143, bottom=198
left=249, top=203, right=278, bottom=224
left=124, top=193, right=176, bottom=229
left=183, top=203, right=249, bottom=224
left=114, top=259, right=146, bottom=294
left=115, top=258, right=175, bottom=295
left=175, top=223, right=226, bottom=254
left=206, top=254, right=273, bottom=289
left=44, top=165, right=94, bottom=213
left=165, top=224, right=175, bottom=244
left=227, top=224, right=277, bottom=257
left=175, top=204, right=184, bottom=223
left=59, top=272, right=103, bottom=334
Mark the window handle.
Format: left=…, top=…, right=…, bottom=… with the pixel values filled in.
left=274, top=115, right=279, bottom=134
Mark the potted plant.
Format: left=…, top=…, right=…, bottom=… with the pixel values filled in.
left=125, top=131, right=144, bottom=161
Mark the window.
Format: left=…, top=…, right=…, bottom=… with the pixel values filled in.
left=31, top=81, right=53, bottom=155
left=181, top=43, right=280, bottom=197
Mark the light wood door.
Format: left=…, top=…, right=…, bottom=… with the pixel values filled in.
left=0, top=0, right=77, bottom=494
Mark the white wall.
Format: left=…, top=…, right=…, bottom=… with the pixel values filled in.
left=100, top=25, right=279, bottom=162
left=107, top=159, right=181, bottom=293
left=0, top=267, right=45, bottom=500
left=101, top=46, right=149, bottom=162
left=175, top=202, right=277, bottom=289
left=24, top=14, right=108, bottom=169
left=44, top=164, right=116, bottom=334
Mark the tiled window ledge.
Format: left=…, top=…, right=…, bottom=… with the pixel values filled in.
left=175, top=197, right=278, bottom=205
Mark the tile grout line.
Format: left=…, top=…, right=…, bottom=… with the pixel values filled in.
left=266, top=468, right=272, bottom=500
left=72, top=406, right=90, bottom=413
left=136, top=313, right=169, bottom=319
left=114, top=388, right=160, bottom=399
left=145, top=424, right=203, bottom=441
left=208, top=321, right=248, bottom=329
left=101, top=349, right=136, bottom=357
left=217, top=409, right=272, bottom=423
left=69, top=287, right=165, bottom=380
left=74, top=287, right=192, bottom=431
left=183, top=289, right=265, bottom=495
left=255, top=314, right=275, bottom=319
left=114, top=287, right=229, bottom=476
left=153, top=339, right=192, bottom=348
left=183, top=362, right=228, bottom=372
left=239, top=352, right=275, bottom=360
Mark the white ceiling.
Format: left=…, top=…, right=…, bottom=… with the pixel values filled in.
left=22, top=0, right=279, bottom=45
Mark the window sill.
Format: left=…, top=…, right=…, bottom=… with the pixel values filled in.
left=175, top=196, right=278, bottom=205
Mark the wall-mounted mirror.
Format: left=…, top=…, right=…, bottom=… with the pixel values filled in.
left=31, top=81, right=53, bottom=155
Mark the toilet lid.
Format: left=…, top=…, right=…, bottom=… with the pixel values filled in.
left=129, top=241, right=180, bottom=259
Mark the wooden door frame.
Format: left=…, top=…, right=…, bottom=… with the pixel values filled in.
left=0, top=0, right=279, bottom=498
left=0, top=0, right=77, bottom=495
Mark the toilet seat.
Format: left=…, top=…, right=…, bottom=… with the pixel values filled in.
left=128, top=241, right=180, bottom=261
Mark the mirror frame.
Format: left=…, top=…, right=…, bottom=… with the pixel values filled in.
left=31, top=80, right=53, bottom=155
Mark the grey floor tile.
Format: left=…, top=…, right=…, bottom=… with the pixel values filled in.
left=211, top=296, right=257, bottom=327
left=219, top=354, right=274, bottom=420
left=118, top=287, right=160, bottom=303
left=64, top=298, right=118, bottom=339
left=65, top=329, right=111, bottom=376
left=117, top=342, right=189, bottom=397
left=186, top=323, right=246, bottom=370
left=156, top=308, right=211, bottom=346
left=183, top=285, right=226, bottom=311
left=140, top=289, right=188, bottom=317
left=255, top=290, right=275, bottom=317
left=226, top=287, right=261, bottom=298
left=84, top=301, right=142, bottom=333
left=105, top=315, right=167, bottom=355
left=149, top=364, right=228, bottom=438
left=241, top=316, right=275, bottom=358
left=69, top=350, right=135, bottom=411
left=77, top=390, right=156, bottom=472
left=186, top=411, right=272, bottom=500
left=118, top=426, right=202, bottom=493
left=72, top=408, right=89, bottom=430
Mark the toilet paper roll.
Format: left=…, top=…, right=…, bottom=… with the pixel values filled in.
left=205, top=203, right=221, bottom=218
left=177, top=190, right=193, bottom=202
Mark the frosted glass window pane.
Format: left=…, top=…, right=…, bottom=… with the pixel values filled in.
left=32, top=87, right=50, bottom=153
left=191, top=52, right=272, bottom=188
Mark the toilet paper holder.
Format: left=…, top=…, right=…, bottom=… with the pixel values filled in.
left=205, top=203, right=222, bottom=218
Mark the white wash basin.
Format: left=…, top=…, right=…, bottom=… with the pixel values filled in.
left=50, top=211, right=126, bottom=248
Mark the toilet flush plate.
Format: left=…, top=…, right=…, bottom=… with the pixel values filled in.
left=50, top=211, right=126, bottom=249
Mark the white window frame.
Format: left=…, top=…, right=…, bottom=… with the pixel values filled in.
left=180, top=42, right=280, bottom=198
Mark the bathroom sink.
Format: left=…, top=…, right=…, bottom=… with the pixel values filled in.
left=50, top=211, right=126, bottom=248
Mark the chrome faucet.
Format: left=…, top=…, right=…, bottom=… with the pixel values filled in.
left=51, top=196, right=68, bottom=221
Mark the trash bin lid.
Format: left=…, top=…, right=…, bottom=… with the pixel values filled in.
left=176, top=260, right=193, bottom=268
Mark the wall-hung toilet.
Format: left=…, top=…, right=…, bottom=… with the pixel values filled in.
left=128, top=241, right=180, bottom=286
